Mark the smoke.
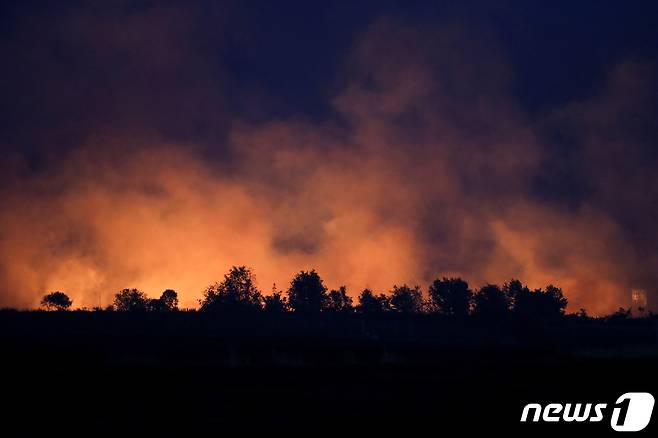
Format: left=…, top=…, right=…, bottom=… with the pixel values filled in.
left=1, top=8, right=656, bottom=313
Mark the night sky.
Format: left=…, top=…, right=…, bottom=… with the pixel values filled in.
left=1, top=0, right=658, bottom=313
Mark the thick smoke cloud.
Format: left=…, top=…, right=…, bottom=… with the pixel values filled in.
left=0, top=6, right=656, bottom=313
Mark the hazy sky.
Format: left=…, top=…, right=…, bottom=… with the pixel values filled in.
left=1, top=1, right=657, bottom=313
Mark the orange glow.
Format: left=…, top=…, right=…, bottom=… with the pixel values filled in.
left=0, top=20, right=652, bottom=315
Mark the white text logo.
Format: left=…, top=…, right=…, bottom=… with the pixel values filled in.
left=520, top=392, right=654, bottom=432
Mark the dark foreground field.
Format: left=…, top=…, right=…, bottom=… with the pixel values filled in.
left=1, top=311, right=656, bottom=435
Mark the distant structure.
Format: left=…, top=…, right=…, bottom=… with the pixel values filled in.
left=631, top=289, right=648, bottom=318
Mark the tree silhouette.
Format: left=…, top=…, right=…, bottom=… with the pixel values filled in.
left=149, top=289, right=179, bottom=311
left=507, top=280, right=568, bottom=319
left=40, top=291, right=72, bottom=311
left=113, top=288, right=150, bottom=312
left=287, top=270, right=328, bottom=313
left=502, top=279, right=527, bottom=309
left=326, top=286, right=353, bottom=312
left=21, top=267, right=585, bottom=326
left=200, top=266, right=263, bottom=312
left=389, top=285, right=423, bottom=314
left=160, top=289, right=179, bottom=310
left=356, top=289, right=390, bottom=314
left=264, top=284, right=289, bottom=313
left=472, top=284, right=510, bottom=320
left=543, top=285, right=568, bottom=316
left=428, top=277, right=472, bottom=317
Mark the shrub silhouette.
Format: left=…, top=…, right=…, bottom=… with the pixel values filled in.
left=389, top=285, right=423, bottom=314
left=40, top=291, right=72, bottom=311
left=200, top=266, right=263, bottom=312
left=356, top=289, right=389, bottom=314
left=605, top=307, right=632, bottom=321
left=287, top=270, right=328, bottom=313
left=428, top=277, right=472, bottom=317
left=113, top=288, right=150, bottom=312
left=326, top=286, right=353, bottom=312
left=575, top=308, right=589, bottom=318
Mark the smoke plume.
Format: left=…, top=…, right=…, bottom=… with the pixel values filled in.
left=1, top=7, right=656, bottom=313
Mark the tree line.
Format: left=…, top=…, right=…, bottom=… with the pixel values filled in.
left=39, top=265, right=577, bottom=320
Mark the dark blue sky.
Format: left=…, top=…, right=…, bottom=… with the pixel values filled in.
left=220, top=0, right=658, bottom=116
left=4, top=0, right=656, bottom=123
